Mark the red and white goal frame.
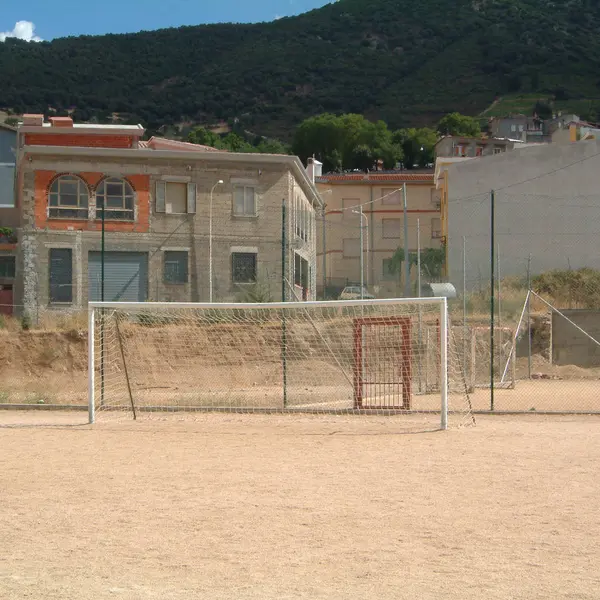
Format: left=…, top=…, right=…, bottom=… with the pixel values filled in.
left=88, top=297, right=449, bottom=429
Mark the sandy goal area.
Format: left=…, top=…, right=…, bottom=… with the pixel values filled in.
left=1, top=412, right=599, bottom=600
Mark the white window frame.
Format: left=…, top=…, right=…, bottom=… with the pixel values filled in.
left=96, top=177, right=135, bottom=221
left=48, top=175, right=89, bottom=220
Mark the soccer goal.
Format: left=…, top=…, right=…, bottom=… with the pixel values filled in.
left=88, top=298, right=474, bottom=429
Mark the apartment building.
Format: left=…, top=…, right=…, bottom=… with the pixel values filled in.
left=316, top=171, right=440, bottom=298
left=13, top=115, right=321, bottom=318
left=435, top=135, right=520, bottom=159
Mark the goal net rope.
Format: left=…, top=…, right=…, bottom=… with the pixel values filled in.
left=89, top=299, right=475, bottom=429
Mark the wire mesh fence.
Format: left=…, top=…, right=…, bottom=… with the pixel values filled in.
left=3, top=188, right=600, bottom=417
left=451, top=190, right=600, bottom=414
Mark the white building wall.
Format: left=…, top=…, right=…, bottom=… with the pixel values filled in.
left=446, top=140, right=600, bottom=289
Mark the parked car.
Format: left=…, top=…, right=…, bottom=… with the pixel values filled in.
left=339, top=286, right=375, bottom=300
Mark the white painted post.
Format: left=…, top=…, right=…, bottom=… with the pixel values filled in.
left=440, top=298, right=448, bottom=430
left=88, top=306, right=95, bottom=424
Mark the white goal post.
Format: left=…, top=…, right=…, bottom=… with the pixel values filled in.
left=88, top=297, right=473, bottom=429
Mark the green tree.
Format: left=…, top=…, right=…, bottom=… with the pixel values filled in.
left=393, top=127, right=437, bottom=169
left=436, top=112, right=480, bottom=137
left=533, top=100, right=553, bottom=120
left=419, top=248, right=445, bottom=281
left=255, top=138, right=289, bottom=154
left=292, top=113, right=402, bottom=172
left=387, top=246, right=445, bottom=291
left=187, top=126, right=222, bottom=148
left=220, top=133, right=255, bottom=153
left=292, top=113, right=347, bottom=171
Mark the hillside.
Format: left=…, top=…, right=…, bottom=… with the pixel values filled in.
left=1, top=0, right=600, bottom=139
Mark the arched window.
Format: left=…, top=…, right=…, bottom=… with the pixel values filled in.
left=48, top=175, right=89, bottom=219
left=96, top=177, right=135, bottom=221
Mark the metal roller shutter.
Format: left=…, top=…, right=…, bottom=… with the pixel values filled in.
left=88, top=252, right=148, bottom=302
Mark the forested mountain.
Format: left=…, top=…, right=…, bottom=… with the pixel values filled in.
left=1, top=0, right=600, bottom=139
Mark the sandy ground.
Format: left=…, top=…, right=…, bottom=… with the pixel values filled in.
left=1, top=412, right=600, bottom=600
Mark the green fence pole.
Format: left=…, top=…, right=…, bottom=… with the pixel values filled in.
left=490, top=190, right=495, bottom=411
left=281, top=198, right=288, bottom=408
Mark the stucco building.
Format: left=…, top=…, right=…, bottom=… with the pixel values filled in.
left=13, top=115, right=321, bottom=318
left=437, top=138, right=600, bottom=288
left=316, top=171, right=440, bottom=298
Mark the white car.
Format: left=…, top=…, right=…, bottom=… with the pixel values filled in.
left=339, top=286, right=375, bottom=300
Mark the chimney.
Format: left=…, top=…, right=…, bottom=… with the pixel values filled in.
left=22, top=114, right=44, bottom=127
left=49, top=116, right=74, bottom=128
left=306, top=157, right=323, bottom=183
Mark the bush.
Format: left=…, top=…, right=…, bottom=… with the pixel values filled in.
left=532, top=268, right=600, bottom=309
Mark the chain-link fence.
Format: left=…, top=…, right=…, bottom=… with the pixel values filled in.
left=4, top=188, right=600, bottom=415
left=448, top=191, right=600, bottom=413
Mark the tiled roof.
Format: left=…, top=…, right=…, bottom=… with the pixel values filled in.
left=146, top=136, right=227, bottom=152
left=316, top=172, right=434, bottom=183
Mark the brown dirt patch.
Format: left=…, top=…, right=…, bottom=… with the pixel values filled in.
left=0, top=413, right=599, bottom=599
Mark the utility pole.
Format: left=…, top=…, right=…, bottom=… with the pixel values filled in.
left=322, top=206, right=327, bottom=298
left=417, top=218, right=421, bottom=297
left=527, top=253, right=532, bottom=379
left=359, top=206, right=364, bottom=299
left=403, top=183, right=410, bottom=297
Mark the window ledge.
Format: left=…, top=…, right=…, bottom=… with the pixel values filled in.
left=232, top=214, right=258, bottom=219
left=93, top=219, right=135, bottom=223
left=163, top=281, right=188, bottom=286
left=48, top=217, right=88, bottom=221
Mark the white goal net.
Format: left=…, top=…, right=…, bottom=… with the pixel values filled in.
left=88, top=299, right=475, bottom=429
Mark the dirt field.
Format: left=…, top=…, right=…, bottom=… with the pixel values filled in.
left=1, top=412, right=599, bottom=600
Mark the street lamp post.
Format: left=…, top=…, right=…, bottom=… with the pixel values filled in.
left=209, top=180, right=224, bottom=303
left=352, top=208, right=368, bottom=299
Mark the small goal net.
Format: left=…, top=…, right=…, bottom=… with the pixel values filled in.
left=88, top=299, right=475, bottom=429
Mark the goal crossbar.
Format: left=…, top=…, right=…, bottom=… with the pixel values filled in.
left=88, top=298, right=450, bottom=429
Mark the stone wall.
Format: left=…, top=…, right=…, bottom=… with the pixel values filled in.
left=16, top=153, right=318, bottom=317
left=552, top=309, right=600, bottom=367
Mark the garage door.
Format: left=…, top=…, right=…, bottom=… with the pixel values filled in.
left=88, top=252, right=148, bottom=302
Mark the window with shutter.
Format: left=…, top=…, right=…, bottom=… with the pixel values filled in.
left=155, top=181, right=166, bottom=213
left=382, top=219, right=401, bottom=239
left=343, top=238, right=360, bottom=258
left=187, top=183, right=197, bottom=214
left=233, top=186, right=257, bottom=216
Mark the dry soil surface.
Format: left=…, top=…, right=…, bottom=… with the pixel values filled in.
left=1, top=412, right=599, bottom=600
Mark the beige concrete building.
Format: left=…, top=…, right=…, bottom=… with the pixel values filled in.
left=315, top=172, right=440, bottom=298
left=13, top=116, right=321, bottom=318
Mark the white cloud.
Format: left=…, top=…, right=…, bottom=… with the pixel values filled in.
left=0, top=21, right=43, bottom=43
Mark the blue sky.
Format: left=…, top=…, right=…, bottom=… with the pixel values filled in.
left=1, top=0, right=333, bottom=41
